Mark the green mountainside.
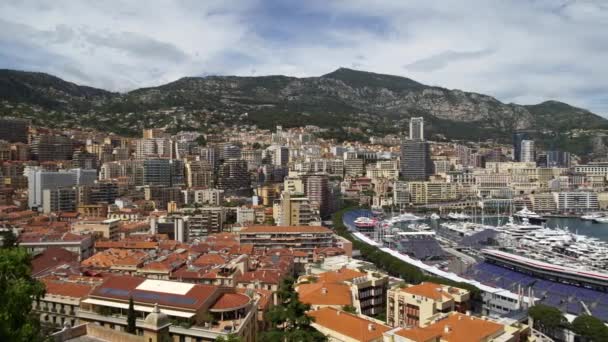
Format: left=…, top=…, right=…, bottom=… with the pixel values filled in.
left=1, top=67, right=606, bottom=152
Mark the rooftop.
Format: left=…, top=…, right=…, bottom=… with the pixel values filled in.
left=308, top=307, right=391, bottom=342
left=297, top=282, right=352, bottom=306
left=394, top=312, right=505, bottom=342
left=399, top=282, right=467, bottom=302
left=89, top=275, right=218, bottom=310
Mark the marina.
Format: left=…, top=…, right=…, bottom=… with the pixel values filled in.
left=344, top=208, right=608, bottom=321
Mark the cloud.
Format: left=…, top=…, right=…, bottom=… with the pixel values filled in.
left=0, top=0, right=606, bottom=116
left=404, top=49, right=495, bottom=72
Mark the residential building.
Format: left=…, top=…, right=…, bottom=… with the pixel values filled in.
left=77, top=276, right=257, bottom=341
left=238, top=225, right=335, bottom=257
left=31, top=134, right=73, bottom=161
left=72, top=218, right=121, bottom=241
left=401, top=140, right=433, bottom=181
left=0, top=117, right=28, bottom=143
left=27, top=167, right=97, bottom=210
left=42, top=187, right=77, bottom=214
left=386, top=282, right=470, bottom=328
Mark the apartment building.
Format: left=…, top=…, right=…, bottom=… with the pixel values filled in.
left=386, top=282, right=470, bottom=328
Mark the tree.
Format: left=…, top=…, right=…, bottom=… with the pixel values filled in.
left=252, top=142, right=261, bottom=149
left=216, top=333, right=241, bottom=342
left=341, top=305, right=357, bottom=314
left=259, top=277, right=327, bottom=341
left=0, top=247, right=46, bottom=341
left=195, top=135, right=207, bottom=146
left=126, top=296, right=136, bottom=334
left=528, top=304, right=568, bottom=338
left=571, top=314, right=608, bottom=342
left=0, top=230, right=17, bottom=248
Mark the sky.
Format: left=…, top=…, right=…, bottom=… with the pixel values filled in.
left=1, top=0, right=607, bottom=115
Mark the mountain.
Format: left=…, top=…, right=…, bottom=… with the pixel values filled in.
left=1, top=67, right=606, bottom=145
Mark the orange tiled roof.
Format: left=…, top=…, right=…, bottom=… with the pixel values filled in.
left=316, top=267, right=366, bottom=283
left=395, top=312, right=504, bottom=342
left=211, top=293, right=250, bottom=310
left=193, top=253, right=227, bottom=266
left=43, top=278, right=95, bottom=299
left=308, top=307, right=391, bottom=342
left=297, top=282, right=352, bottom=306
left=400, top=282, right=457, bottom=301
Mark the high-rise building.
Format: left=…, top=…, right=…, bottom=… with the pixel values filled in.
left=77, top=182, right=119, bottom=205
left=546, top=150, right=571, bottom=168
left=306, top=174, right=330, bottom=218
left=135, top=138, right=173, bottom=159
left=400, top=140, right=433, bottom=181
left=220, top=143, right=242, bottom=160
left=185, top=160, right=214, bottom=188
left=217, top=159, right=251, bottom=196
left=520, top=140, right=535, bottom=162
left=0, top=118, right=28, bottom=143
left=143, top=159, right=184, bottom=187
left=199, top=146, right=219, bottom=170
left=409, top=117, right=424, bottom=141
left=26, top=168, right=97, bottom=210
left=276, top=192, right=318, bottom=226
left=273, top=146, right=289, bottom=166
left=31, top=134, right=73, bottom=161
left=42, top=187, right=77, bottom=214
left=512, top=131, right=530, bottom=162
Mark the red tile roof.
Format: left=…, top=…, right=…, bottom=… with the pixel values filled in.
left=211, top=293, right=250, bottom=311
left=308, top=307, right=391, bottom=342
left=43, top=278, right=95, bottom=299
left=90, top=275, right=219, bottom=310
left=31, top=247, right=79, bottom=276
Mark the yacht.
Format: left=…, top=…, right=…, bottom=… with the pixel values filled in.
left=447, top=212, right=470, bottom=221
left=430, top=213, right=440, bottom=220
left=354, top=217, right=377, bottom=229
left=593, top=217, right=608, bottom=224
left=581, top=212, right=605, bottom=221
left=496, top=217, right=544, bottom=239
left=513, top=206, right=546, bottom=224
left=389, top=213, right=424, bottom=223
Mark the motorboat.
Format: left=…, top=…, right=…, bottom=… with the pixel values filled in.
left=581, top=212, right=605, bottom=221
left=354, top=217, right=377, bottom=229
left=593, top=217, right=608, bottom=224
left=513, top=206, right=546, bottom=224
left=430, top=213, right=440, bottom=220
left=447, top=212, right=470, bottom=221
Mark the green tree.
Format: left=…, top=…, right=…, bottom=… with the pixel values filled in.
left=571, top=314, right=608, bottom=342
left=260, top=277, right=326, bottom=342
left=252, top=142, right=261, bottom=149
left=0, top=247, right=46, bottom=341
left=216, top=333, right=241, bottom=342
left=341, top=305, right=357, bottom=314
left=528, top=304, right=568, bottom=338
left=195, top=135, right=207, bottom=146
left=0, top=230, right=17, bottom=248
left=126, top=296, right=136, bottom=334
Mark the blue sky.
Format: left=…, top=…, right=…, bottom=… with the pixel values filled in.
left=1, top=0, right=607, bottom=116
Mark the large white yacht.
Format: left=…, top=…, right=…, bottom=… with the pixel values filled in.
left=513, top=206, right=546, bottom=224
